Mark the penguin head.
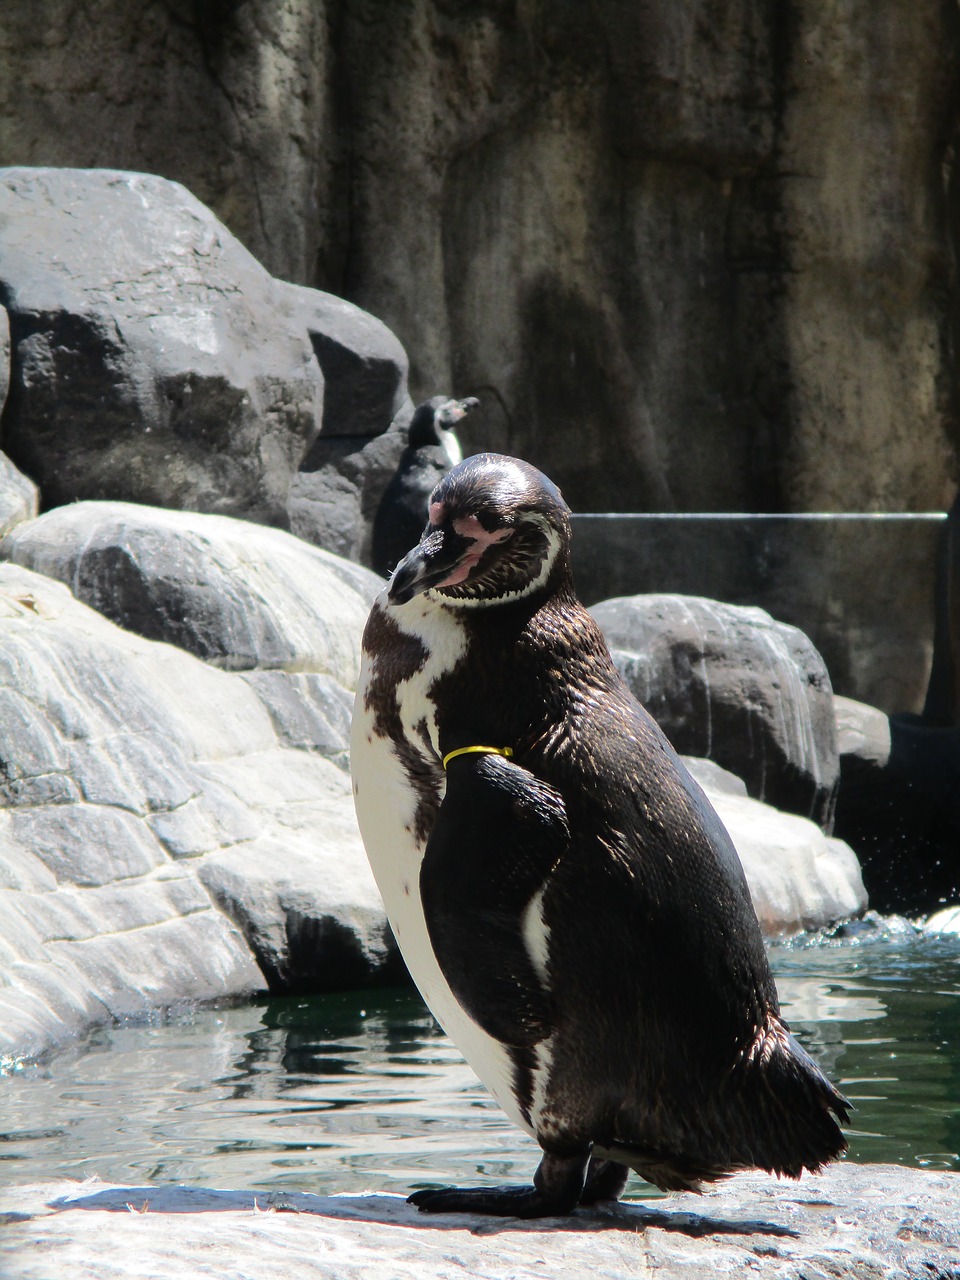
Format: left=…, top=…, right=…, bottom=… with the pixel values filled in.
left=387, top=453, right=571, bottom=608
left=407, top=396, right=479, bottom=453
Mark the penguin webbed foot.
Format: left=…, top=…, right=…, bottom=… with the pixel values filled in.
left=408, top=1150, right=598, bottom=1219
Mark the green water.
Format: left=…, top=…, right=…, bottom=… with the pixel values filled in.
left=2, top=915, right=958, bottom=1198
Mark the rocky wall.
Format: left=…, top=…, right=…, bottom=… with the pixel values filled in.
left=2, top=1, right=958, bottom=515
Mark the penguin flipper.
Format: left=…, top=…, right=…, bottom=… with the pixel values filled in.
left=419, top=753, right=567, bottom=1048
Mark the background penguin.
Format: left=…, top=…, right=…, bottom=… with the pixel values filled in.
left=351, top=452, right=849, bottom=1219
left=371, top=394, right=479, bottom=577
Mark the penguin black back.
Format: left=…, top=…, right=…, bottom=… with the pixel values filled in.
left=352, top=452, right=849, bottom=1218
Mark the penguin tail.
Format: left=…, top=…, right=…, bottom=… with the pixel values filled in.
left=737, top=1012, right=850, bottom=1177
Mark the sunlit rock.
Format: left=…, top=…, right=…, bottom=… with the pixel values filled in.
left=1, top=501, right=380, bottom=683
left=2, top=1165, right=958, bottom=1279
left=926, top=905, right=960, bottom=934
left=0, top=451, right=36, bottom=538
left=685, top=758, right=867, bottom=935
left=593, top=594, right=839, bottom=828
left=0, top=167, right=324, bottom=526
left=0, top=563, right=395, bottom=1061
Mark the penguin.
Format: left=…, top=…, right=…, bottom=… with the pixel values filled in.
left=350, top=452, right=849, bottom=1219
left=372, top=395, right=479, bottom=577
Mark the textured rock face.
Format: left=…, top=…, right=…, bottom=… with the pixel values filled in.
left=1, top=3, right=955, bottom=517
left=592, top=594, right=840, bottom=828
left=0, top=562, right=396, bottom=1061
left=0, top=167, right=323, bottom=526
left=2, top=1166, right=958, bottom=1280
left=685, top=758, right=866, bottom=934
left=1, top=501, right=380, bottom=681
left=0, top=452, right=37, bottom=538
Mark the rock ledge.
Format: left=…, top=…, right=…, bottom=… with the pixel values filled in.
left=1, top=1164, right=957, bottom=1280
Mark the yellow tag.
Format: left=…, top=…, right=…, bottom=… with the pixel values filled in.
left=442, top=745, right=515, bottom=770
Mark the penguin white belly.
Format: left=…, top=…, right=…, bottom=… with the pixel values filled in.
left=351, top=593, right=535, bottom=1138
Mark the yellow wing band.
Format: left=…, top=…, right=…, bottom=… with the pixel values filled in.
left=442, top=744, right=515, bottom=770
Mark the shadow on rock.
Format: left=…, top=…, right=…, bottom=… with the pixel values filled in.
left=47, top=1183, right=798, bottom=1240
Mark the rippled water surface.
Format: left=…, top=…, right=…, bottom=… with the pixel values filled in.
left=2, top=917, right=958, bottom=1197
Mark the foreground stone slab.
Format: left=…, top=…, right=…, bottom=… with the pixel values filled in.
left=1, top=1165, right=956, bottom=1280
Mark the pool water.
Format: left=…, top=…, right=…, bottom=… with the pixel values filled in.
left=2, top=914, right=958, bottom=1198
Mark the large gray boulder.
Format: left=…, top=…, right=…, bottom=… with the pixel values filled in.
left=592, top=594, right=839, bottom=828
left=685, top=758, right=866, bottom=934
left=1, top=501, right=380, bottom=681
left=0, top=563, right=396, bottom=1061
left=2, top=1165, right=957, bottom=1280
left=0, top=167, right=324, bottom=526
left=0, top=451, right=37, bottom=537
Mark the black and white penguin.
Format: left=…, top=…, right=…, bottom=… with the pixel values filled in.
left=351, top=453, right=849, bottom=1219
left=371, top=395, right=479, bottom=577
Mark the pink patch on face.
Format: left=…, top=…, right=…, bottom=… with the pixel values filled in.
left=429, top=501, right=446, bottom=526
left=435, top=518, right=514, bottom=589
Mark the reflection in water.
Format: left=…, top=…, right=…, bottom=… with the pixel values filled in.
left=1, top=915, right=958, bottom=1194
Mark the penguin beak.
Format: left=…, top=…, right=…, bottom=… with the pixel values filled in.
left=387, top=528, right=470, bottom=605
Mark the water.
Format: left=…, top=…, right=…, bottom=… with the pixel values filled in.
left=2, top=915, right=958, bottom=1198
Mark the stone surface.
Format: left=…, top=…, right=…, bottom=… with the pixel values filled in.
left=289, top=412, right=410, bottom=566
left=0, top=563, right=395, bottom=1061
left=1, top=501, right=380, bottom=682
left=571, top=513, right=945, bottom=716
left=0, top=451, right=37, bottom=538
left=1, top=1165, right=957, bottom=1280
left=928, top=905, right=960, bottom=933
left=284, top=282, right=410, bottom=440
left=592, top=594, right=839, bottom=828
left=686, top=759, right=867, bottom=935
left=1, top=4, right=956, bottom=523
left=0, top=167, right=323, bottom=526
left=0, top=300, right=9, bottom=413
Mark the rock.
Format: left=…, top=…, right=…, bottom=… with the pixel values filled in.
left=2, top=1165, right=958, bottom=1279
left=0, top=167, right=323, bottom=526
left=281, top=281, right=413, bottom=566
left=592, top=594, right=839, bottom=829
left=0, top=563, right=396, bottom=1061
left=685, top=758, right=867, bottom=935
left=0, top=301, right=9, bottom=412
left=289, top=412, right=410, bottom=566
left=1, top=6, right=957, bottom=526
left=1, top=501, right=381, bottom=683
left=283, top=282, right=410, bottom=439
left=0, top=452, right=37, bottom=538
left=927, top=905, right=960, bottom=933
left=833, top=697, right=960, bottom=916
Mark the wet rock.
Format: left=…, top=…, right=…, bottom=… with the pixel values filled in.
left=0, top=563, right=395, bottom=1061
left=592, top=594, right=839, bottom=829
left=927, top=905, right=960, bottom=933
left=2, top=1165, right=957, bottom=1280
left=686, top=758, right=867, bottom=934
left=0, top=452, right=37, bottom=538
left=0, top=167, right=323, bottom=526
left=833, top=696, right=960, bottom=916
left=1, top=501, right=380, bottom=684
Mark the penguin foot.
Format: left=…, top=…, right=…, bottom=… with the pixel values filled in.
left=579, top=1157, right=629, bottom=1205
left=408, top=1151, right=591, bottom=1219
